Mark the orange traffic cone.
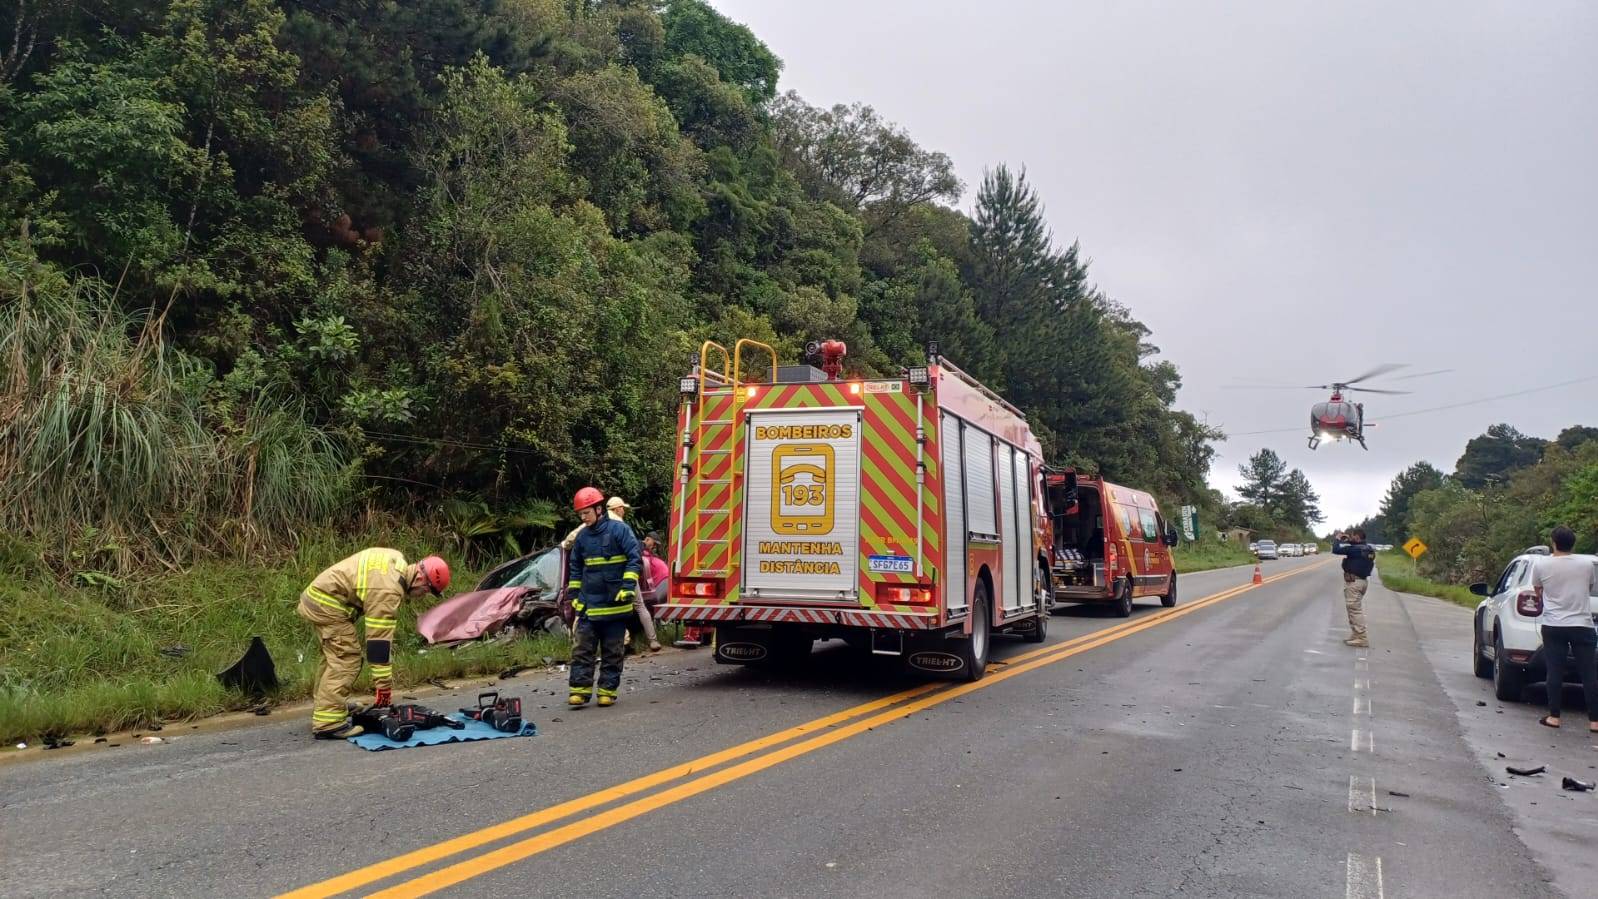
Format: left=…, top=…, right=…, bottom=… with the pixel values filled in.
left=1252, top=565, right=1263, bottom=585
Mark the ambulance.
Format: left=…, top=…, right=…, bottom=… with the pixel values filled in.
left=655, top=338, right=1052, bottom=680
left=1043, top=471, right=1179, bottom=616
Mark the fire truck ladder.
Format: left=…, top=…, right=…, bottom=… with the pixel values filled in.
left=684, top=339, right=775, bottom=577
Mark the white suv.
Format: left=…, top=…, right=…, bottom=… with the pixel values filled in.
left=1471, top=547, right=1598, bottom=701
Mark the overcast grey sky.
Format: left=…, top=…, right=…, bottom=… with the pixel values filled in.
left=711, top=0, right=1597, bottom=530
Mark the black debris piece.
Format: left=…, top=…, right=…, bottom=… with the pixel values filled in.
left=1563, top=777, right=1594, bottom=792
left=1388, top=790, right=1411, bottom=798
left=160, top=644, right=191, bottom=659
left=216, top=636, right=278, bottom=696
left=42, top=736, right=74, bottom=750
left=1476, top=700, right=1487, bottom=707
left=498, top=665, right=530, bottom=680
left=1507, top=765, right=1546, bottom=777
left=427, top=677, right=449, bottom=689
left=93, top=737, right=107, bottom=744
left=253, top=706, right=271, bottom=716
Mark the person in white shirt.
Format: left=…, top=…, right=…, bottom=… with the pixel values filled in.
left=1531, top=526, right=1598, bottom=732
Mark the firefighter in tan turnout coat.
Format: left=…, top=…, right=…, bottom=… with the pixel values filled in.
left=296, top=548, right=451, bottom=739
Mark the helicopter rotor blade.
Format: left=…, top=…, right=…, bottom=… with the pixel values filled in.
left=1343, top=386, right=1410, bottom=395
left=1222, top=384, right=1326, bottom=391
left=1341, top=363, right=1409, bottom=385
left=1387, top=368, right=1452, bottom=382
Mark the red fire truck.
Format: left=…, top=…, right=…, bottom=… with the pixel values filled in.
left=655, top=338, right=1051, bottom=680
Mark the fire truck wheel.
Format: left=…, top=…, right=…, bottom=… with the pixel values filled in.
left=954, top=582, right=991, bottom=680
left=1113, top=578, right=1134, bottom=618
left=1159, top=573, right=1177, bottom=608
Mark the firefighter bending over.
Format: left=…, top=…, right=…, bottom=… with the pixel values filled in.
left=297, top=548, right=450, bottom=739
left=566, top=487, right=643, bottom=708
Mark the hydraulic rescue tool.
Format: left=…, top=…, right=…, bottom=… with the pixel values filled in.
left=459, top=692, right=524, bottom=733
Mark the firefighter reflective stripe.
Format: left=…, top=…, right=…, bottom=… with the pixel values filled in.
left=363, top=616, right=397, bottom=629
left=312, top=709, right=347, bottom=722
left=584, top=555, right=629, bottom=566
left=369, top=664, right=393, bottom=678
left=622, top=571, right=640, bottom=583
left=307, top=587, right=349, bottom=614
left=586, top=603, right=633, bottom=618
left=355, top=551, right=392, bottom=603
left=567, top=580, right=582, bottom=589
left=596, top=686, right=618, bottom=698
left=570, top=685, right=593, bottom=696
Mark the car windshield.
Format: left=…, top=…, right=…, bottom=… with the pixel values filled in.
left=1260, top=541, right=1275, bottom=547
left=476, top=548, right=562, bottom=594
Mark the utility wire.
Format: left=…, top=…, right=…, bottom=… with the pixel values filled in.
left=1222, top=374, right=1598, bottom=439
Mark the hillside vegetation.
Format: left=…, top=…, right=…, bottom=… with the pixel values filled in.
left=1, top=0, right=1222, bottom=576
left=1345, top=424, right=1597, bottom=586
left=0, top=1, right=1237, bottom=741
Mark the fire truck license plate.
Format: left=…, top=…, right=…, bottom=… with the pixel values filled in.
left=867, top=555, right=914, bottom=573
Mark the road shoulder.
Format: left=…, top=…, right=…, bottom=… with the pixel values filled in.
left=1381, top=574, right=1598, bottom=898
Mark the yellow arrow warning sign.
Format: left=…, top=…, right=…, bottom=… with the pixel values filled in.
left=1403, top=537, right=1428, bottom=559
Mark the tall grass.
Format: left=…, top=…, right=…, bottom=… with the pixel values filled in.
left=1171, top=540, right=1258, bottom=573
left=0, top=529, right=666, bottom=744
left=0, top=275, right=351, bottom=575
left=1375, top=550, right=1478, bottom=609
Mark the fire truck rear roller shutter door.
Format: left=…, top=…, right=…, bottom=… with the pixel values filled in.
left=998, top=445, right=1022, bottom=611
left=941, top=412, right=967, bottom=612
left=742, top=409, right=862, bottom=601
left=963, top=428, right=997, bottom=537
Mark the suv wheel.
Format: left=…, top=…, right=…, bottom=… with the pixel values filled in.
left=1492, top=631, right=1523, bottom=702
left=1472, top=614, right=1493, bottom=679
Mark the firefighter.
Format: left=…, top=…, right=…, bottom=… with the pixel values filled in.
left=566, top=487, right=643, bottom=708
left=296, top=548, right=450, bottom=739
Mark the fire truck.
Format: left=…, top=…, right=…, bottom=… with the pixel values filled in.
left=655, top=338, right=1051, bottom=680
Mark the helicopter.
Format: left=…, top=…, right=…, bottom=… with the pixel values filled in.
left=1231, top=364, right=1447, bottom=450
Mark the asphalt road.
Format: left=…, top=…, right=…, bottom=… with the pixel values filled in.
left=4, top=555, right=1594, bottom=898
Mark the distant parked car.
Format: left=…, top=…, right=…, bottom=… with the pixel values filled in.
left=1305, top=544, right=1319, bottom=555
left=1471, top=546, right=1598, bottom=701
left=1255, top=540, right=1278, bottom=560
left=1249, top=541, right=1260, bottom=554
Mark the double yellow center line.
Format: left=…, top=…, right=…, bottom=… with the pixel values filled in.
left=283, top=561, right=1329, bottom=898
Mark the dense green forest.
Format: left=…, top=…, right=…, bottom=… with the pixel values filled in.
left=1345, top=423, right=1598, bottom=583
left=0, top=0, right=1221, bottom=577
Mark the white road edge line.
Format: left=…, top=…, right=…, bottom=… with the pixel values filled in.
left=1346, top=853, right=1384, bottom=899
left=1353, top=696, right=1371, bottom=716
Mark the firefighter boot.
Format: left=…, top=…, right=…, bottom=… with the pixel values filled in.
left=568, top=692, right=590, bottom=707
left=597, top=694, right=615, bottom=708
left=313, top=721, right=365, bottom=740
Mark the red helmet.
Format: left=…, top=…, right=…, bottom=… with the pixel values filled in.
left=572, top=486, right=605, bottom=511
left=415, top=555, right=450, bottom=596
